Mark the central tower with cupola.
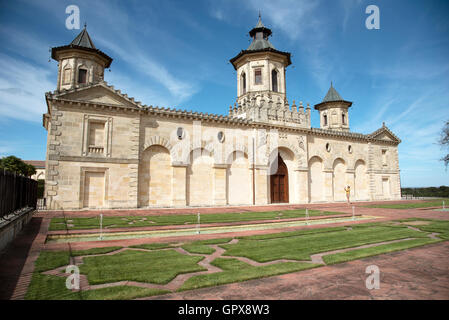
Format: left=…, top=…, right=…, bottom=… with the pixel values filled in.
left=230, top=15, right=291, bottom=107
left=229, top=16, right=310, bottom=128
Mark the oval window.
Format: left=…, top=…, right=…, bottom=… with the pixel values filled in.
left=348, top=145, right=353, bottom=154
left=326, top=143, right=331, bottom=152
left=177, top=127, right=184, bottom=140
left=217, top=131, right=225, bottom=143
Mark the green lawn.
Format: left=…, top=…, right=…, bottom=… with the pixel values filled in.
left=49, top=209, right=345, bottom=231
left=26, top=219, right=449, bottom=300
left=220, top=225, right=428, bottom=262
left=80, top=249, right=206, bottom=285
left=179, top=258, right=320, bottom=291
left=26, top=274, right=168, bottom=300
left=364, top=199, right=448, bottom=209
left=322, top=238, right=441, bottom=265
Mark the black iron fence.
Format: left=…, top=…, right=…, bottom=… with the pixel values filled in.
left=0, top=169, right=37, bottom=218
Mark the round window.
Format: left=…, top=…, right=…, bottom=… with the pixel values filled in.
left=177, top=127, right=184, bottom=140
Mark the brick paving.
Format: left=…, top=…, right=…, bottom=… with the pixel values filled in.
left=0, top=200, right=448, bottom=300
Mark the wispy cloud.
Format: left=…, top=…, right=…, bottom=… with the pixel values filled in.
left=0, top=54, right=53, bottom=122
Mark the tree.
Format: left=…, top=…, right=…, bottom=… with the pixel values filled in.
left=0, top=155, right=36, bottom=177
left=439, top=120, right=449, bottom=168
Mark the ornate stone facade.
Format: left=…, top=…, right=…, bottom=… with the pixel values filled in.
left=43, top=21, right=401, bottom=210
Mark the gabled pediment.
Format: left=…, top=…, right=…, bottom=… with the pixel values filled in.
left=369, top=125, right=401, bottom=143
left=55, top=84, right=134, bottom=107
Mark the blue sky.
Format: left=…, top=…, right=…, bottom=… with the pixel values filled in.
left=0, top=0, right=448, bottom=187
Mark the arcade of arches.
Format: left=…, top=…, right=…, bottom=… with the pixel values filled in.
left=136, top=145, right=371, bottom=206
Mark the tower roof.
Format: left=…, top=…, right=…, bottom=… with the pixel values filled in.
left=230, top=15, right=291, bottom=70
left=51, top=26, right=112, bottom=68
left=314, top=83, right=352, bottom=109
left=322, top=83, right=343, bottom=102
left=70, top=26, right=96, bottom=49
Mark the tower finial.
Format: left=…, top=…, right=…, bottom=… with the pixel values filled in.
left=258, top=10, right=261, bottom=20
left=84, top=22, right=87, bottom=29
left=331, top=81, right=333, bottom=87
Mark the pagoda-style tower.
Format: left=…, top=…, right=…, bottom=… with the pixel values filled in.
left=314, top=83, right=352, bottom=131
left=51, top=26, right=112, bottom=91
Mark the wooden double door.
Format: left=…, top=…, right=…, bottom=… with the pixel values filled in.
left=270, top=155, right=289, bottom=203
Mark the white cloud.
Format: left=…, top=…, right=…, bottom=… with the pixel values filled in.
left=0, top=54, right=53, bottom=122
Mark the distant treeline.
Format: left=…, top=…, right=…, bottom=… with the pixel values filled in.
left=402, top=186, right=449, bottom=198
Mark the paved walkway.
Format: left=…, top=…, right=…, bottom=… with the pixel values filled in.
left=1, top=200, right=448, bottom=300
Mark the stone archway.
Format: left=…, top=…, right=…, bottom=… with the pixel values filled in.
left=270, top=154, right=289, bottom=203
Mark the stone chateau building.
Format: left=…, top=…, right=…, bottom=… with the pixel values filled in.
left=43, top=18, right=401, bottom=210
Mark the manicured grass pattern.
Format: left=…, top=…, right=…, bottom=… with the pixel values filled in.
left=322, top=238, right=442, bottom=265
left=27, top=219, right=449, bottom=300
left=25, top=273, right=168, bottom=300
left=49, top=209, right=344, bottom=231
left=80, top=249, right=206, bottom=285
left=220, top=225, right=428, bottom=262
left=181, top=238, right=232, bottom=254
left=179, top=258, right=320, bottom=291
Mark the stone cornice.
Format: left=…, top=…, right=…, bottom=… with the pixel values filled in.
left=45, top=81, right=400, bottom=146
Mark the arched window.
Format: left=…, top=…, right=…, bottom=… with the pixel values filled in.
left=323, top=114, right=328, bottom=126
left=241, top=72, right=246, bottom=94
left=342, top=113, right=346, bottom=124
left=271, top=69, right=278, bottom=92
left=78, top=68, right=87, bottom=84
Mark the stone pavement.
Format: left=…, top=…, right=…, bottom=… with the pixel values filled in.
left=1, top=200, right=448, bottom=300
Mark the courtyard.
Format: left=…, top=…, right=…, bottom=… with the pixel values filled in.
left=0, top=199, right=448, bottom=300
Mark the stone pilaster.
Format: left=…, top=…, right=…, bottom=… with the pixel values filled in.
left=294, top=167, right=309, bottom=203
left=323, top=168, right=334, bottom=202
left=213, top=164, right=227, bottom=205
left=367, top=142, right=376, bottom=200
left=255, top=165, right=269, bottom=205
left=172, top=163, right=187, bottom=206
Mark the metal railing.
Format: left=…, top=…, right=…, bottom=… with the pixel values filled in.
left=0, top=169, right=37, bottom=218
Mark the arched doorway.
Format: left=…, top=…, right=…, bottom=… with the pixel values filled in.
left=270, top=154, right=289, bottom=203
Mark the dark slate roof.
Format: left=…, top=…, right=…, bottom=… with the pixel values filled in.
left=70, top=28, right=96, bottom=49
left=314, top=83, right=352, bottom=109
left=51, top=27, right=113, bottom=68
left=247, top=38, right=275, bottom=51
left=230, top=16, right=290, bottom=69
left=323, top=83, right=343, bottom=102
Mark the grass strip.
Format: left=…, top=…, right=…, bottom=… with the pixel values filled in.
left=49, top=209, right=344, bottom=231
left=72, top=246, right=123, bottom=256
left=322, top=238, right=442, bottom=265
left=364, top=199, right=448, bottom=209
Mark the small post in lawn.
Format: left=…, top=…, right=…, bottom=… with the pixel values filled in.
left=443, top=200, right=445, bottom=211
left=306, top=208, right=309, bottom=225
left=197, top=212, right=201, bottom=234
left=352, top=206, right=355, bottom=221
left=99, top=213, right=103, bottom=240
